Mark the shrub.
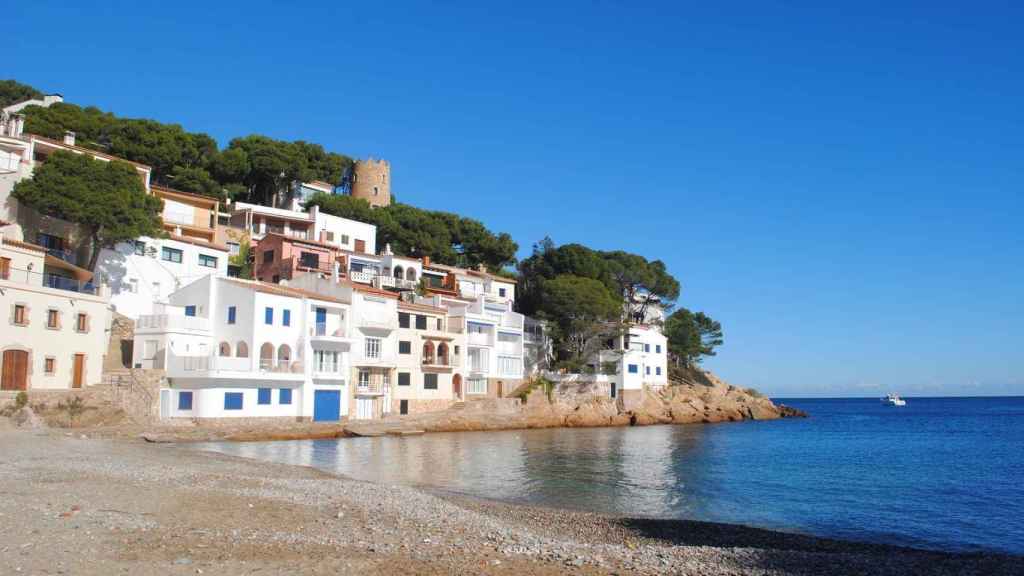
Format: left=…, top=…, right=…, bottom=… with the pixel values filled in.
left=57, top=396, right=86, bottom=427
left=746, top=388, right=765, bottom=399
left=15, top=391, right=28, bottom=409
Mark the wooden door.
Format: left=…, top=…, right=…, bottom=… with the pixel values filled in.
left=72, top=354, right=85, bottom=389
left=1, top=350, right=28, bottom=391
left=453, top=374, right=462, bottom=400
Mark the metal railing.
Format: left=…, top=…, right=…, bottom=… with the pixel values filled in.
left=310, top=322, right=345, bottom=338
left=0, top=267, right=97, bottom=294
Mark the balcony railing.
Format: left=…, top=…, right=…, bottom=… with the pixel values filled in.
left=310, top=322, right=346, bottom=338
left=350, top=270, right=375, bottom=284
left=44, top=247, right=81, bottom=266
left=259, top=358, right=304, bottom=373
left=467, top=332, right=491, bottom=346
left=1, top=267, right=97, bottom=295
left=356, top=382, right=389, bottom=395
left=502, top=314, right=524, bottom=330
left=136, top=314, right=210, bottom=332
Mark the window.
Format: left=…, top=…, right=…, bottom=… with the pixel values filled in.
left=152, top=281, right=161, bottom=297
left=227, top=242, right=240, bottom=256
left=258, top=388, right=272, bottom=405
left=436, top=318, right=443, bottom=330
left=279, top=388, right=292, bottom=405
left=341, top=234, right=349, bottom=244
left=134, top=241, right=146, bottom=256
left=224, top=392, right=243, bottom=410
left=263, top=249, right=275, bottom=264
left=13, top=304, right=27, bottom=326
left=646, top=366, right=651, bottom=375
left=315, top=350, right=339, bottom=372
left=358, top=370, right=370, bottom=388
left=0, top=257, right=11, bottom=280
left=178, top=391, right=193, bottom=411
left=468, top=348, right=488, bottom=372
left=498, top=356, right=521, bottom=376
left=265, top=307, right=273, bottom=325
left=656, top=345, right=661, bottom=354
left=46, top=309, right=59, bottom=329
left=423, top=373, right=438, bottom=390
left=184, top=305, right=197, bottom=317
left=44, top=357, right=55, bottom=374
left=398, top=312, right=410, bottom=328
left=75, top=313, right=88, bottom=332
left=468, top=377, right=487, bottom=395
left=644, top=344, right=650, bottom=353
left=415, top=315, right=427, bottom=330
left=163, top=199, right=193, bottom=225
left=398, top=341, right=411, bottom=354
left=198, top=254, right=218, bottom=268
left=283, top=309, right=291, bottom=326
left=498, top=288, right=506, bottom=297
left=656, top=367, right=662, bottom=376
left=365, top=337, right=381, bottom=359
left=628, top=364, right=638, bottom=374
left=398, top=372, right=410, bottom=386
left=299, top=252, right=319, bottom=268
left=227, top=306, right=236, bottom=324
left=37, top=232, right=64, bottom=251
left=161, top=247, right=183, bottom=263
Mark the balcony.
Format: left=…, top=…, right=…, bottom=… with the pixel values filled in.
left=166, top=353, right=303, bottom=382
left=349, top=270, right=375, bottom=284
left=421, top=355, right=456, bottom=371
left=0, top=267, right=98, bottom=295
left=309, top=323, right=352, bottom=348
left=467, top=331, right=491, bottom=346
left=136, top=314, right=210, bottom=333
left=356, top=381, right=389, bottom=396
left=501, top=313, right=524, bottom=330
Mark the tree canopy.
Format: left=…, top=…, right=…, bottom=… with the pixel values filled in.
left=0, top=79, right=43, bottom=108
left=538, top=274, right=623, bottom=367
left=17, top=96, right=352, bottom=203
left=517, top=237, right=680, bottom=321
left=12, top=151, right=164, bottom=270
left=304, top=192, right=518, bottom=271
left=664, top=308, right=723, bottom=367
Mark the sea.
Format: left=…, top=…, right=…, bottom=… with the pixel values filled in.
left=193, top=396, right=1024, bottom=555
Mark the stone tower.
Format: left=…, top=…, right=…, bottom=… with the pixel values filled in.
left=349, top=158, right=391, bottom=208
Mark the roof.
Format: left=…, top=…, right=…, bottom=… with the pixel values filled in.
left=164, top=233, right=229, bottom=253
left=1, top=237, right=45, bottom=253
left=429, top=262, right=514, bottom=284
left=221, top=277, right=349, bottom=305
left=260, top=232, right=341, bottom=252
left=153, top=185, right=219, bottom=207
left=28, top=134, right=153, bottom=171
left=398, top=301, right=447, bottom=315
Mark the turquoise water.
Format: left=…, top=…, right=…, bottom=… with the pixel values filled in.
left=194, top=396, right=1024, bottom=554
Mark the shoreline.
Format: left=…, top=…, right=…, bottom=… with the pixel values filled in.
left=2, top=423, right=1020, bottom=575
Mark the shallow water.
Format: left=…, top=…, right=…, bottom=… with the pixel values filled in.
left=194, top=396, right=1024, bottom=554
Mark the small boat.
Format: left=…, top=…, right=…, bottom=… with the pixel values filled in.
left=882, top=394, right=907, bottom=406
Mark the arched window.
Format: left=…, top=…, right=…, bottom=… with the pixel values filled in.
left=259, top=343, right=274, bottom=371
left=406, top=268, right=417, bottom=282
left=422, top=341, right=435, bottom=365
left=437, top=342, right=449, bottom=366
left=236, top=341, right=249, bottom=358
left=393, top=265, right=404, bottom=278
left=218, top=342, right=231, bottom=357
left=277, top=344, right=291, bottom=370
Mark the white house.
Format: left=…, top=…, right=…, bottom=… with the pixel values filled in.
left=392, top=299, right=465, bottom=414
left=590, top=325, right=669, bottom=408
left=0, top=228, right=111, bottom=391
left=94, top=186, right=229, bottom=319
left=135, top=275, right=354, bottom=422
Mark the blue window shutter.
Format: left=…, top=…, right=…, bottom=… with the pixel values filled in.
left=657, top=367, right=662, bottom=375
left=258, top=388, right=272, bottom=405
left=656, top=345, right=661, bottom=353
left=628, top=364, right=638, bottom=374
left=646, top=366, right=650, bottom=375
left=224, top=392, right=243, bottom=410
left=178, top=391, right=193, bottom=410
left=184, top=305, right=196, bottom=317
left=283, top=310, right=291, bottom=326
left=644, top=344, right=650, bottom=352
left=279, top=388, right=292, bottom=405
left=265, top=307, right=273, bottom=325
left=228, top=306, right=236, bottom=324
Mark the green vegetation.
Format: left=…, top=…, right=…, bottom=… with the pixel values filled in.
left=13, top=82, right=351, bottom=202
left=516, top=237, right=683, bottom=368
left=515, top=376, right=556, bottom=403
left=0, top=79, right=43, bottom=108
left=664, top=308, right=723, bottom=367
left=56, top=395, right=86, bottom=427
left=12, top=151, right=164, bottom=270
left=305, top=193, right=518, bottom=270
left=229, top=237, right=254, bottom=280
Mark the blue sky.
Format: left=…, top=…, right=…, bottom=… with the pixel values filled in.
left=10, top=1, right=1023, bottom=397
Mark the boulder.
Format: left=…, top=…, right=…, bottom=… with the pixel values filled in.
left=13, top=406, right=46, bottom=429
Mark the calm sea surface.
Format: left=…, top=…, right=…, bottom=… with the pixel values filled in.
left=193, top=397, right=1024, bottom=554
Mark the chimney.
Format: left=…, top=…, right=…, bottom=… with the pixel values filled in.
left=422, top=255, right=430, bottom=268
left=332, top=260, right=340, bottom=283
left=63, top=130, right=76, bottom=146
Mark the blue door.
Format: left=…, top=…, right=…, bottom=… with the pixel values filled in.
left=315, top=307, right=327, bottom=336
left=313, top=390, right=341, bottom=422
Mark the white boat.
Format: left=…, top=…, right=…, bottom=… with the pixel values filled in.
left=882, top=394, right=906, bottom=406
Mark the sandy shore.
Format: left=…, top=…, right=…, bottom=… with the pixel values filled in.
left=0, top=423, right=1020, bottom=575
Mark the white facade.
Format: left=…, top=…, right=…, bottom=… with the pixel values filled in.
left=392, top=301, right=463, bottom=413
left=0, top=233, right=111, bottom=391
left=596, top=326, right=669, bottom=397
left=95, top=237, right=228, bottom=319
left=136, top=276, right=354, bottom=421
left=310, top=205, right=377, bottom=255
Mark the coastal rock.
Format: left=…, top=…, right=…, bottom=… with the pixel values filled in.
left=13, top=407, right=46, bottom=429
